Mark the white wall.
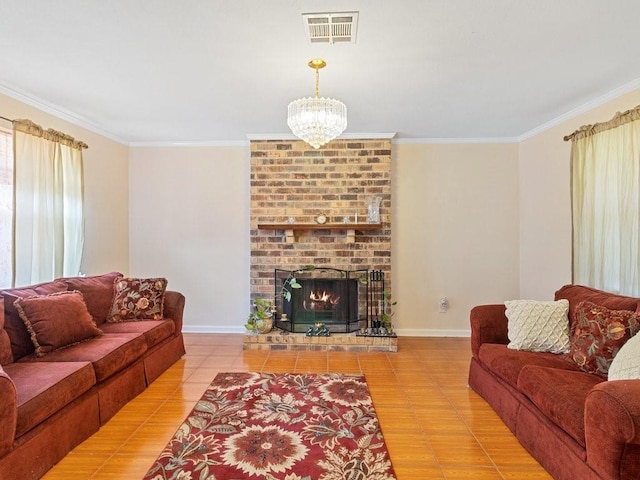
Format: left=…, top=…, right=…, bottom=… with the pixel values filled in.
left=393, top=143, right=520, bottom=335
left=128, top=146, right=250, bottom=332
left=519, top=88, right=640, bottom=299
left=0, top=92, right=129, bottom=276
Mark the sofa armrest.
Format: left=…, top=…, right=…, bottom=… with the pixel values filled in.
left=0, top=365, right=17, bottom=457
left=470, top=304, right=509, bottom=358
left=585, top=380, right=640, bottom=480
left=164, top=291, right=185, bottom=335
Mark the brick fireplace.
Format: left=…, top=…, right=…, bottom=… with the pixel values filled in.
left=248, top=137, right=393, bottom=348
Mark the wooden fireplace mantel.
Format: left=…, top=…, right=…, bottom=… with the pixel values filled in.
left=257, top=223, right=381, bottom=243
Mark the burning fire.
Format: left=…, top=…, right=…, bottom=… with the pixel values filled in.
left=303, top=290, right=340, bottom=310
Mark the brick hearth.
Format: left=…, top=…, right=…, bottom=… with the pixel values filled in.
left=243, top=332, right=398, bottom=352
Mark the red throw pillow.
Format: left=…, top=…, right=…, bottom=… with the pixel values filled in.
left=0, top=298, right=13, bottom=365
left=107, top=277, right=168, bottom=323
left=62, top=272, right=123, bottom=325
left=569, top=301, right=640, bottom=378
left=1, top=279, right=68, bottom=359
left=14, top=291, right=103, bottom=357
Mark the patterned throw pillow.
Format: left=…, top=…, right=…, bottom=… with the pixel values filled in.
left=569, top=301, right=640, bottom=378
left=608, top=332, right=640, bottom=380
left=14, top=291, right=103, bottom=357
left=505, top=299, right=570, bottom=353
left=107, top=277, right=168, bottom=323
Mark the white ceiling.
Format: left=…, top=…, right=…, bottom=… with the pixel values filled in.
left=1, top=0, right=639, bottom=144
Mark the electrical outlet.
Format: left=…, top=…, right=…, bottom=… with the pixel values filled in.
left=438, top=297, right=449, bottom=313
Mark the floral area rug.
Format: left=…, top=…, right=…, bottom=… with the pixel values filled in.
left=143, top=372, right=396, bottom=480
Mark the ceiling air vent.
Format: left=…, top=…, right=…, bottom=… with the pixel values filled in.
left=302, top=12, right=359, bottom=44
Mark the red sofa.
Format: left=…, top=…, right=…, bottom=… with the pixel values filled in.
left=0, top=272, right=186, bottom=480
left=468, top=284, right=640, bottom=480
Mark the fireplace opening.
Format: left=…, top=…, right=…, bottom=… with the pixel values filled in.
left=274, top=268, right=367, bottom=333
left=291, top=278, right=358, bottom=328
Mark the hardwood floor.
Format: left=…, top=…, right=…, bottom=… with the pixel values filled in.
left=42, top=334, right=553, bottom=479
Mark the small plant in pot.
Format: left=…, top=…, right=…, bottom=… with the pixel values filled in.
left=245, top=298, right=276, bottom=334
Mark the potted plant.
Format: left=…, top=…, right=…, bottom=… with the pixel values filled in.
left=245, top=298, right=276, bottom=334
left=245, top=266, right=315, bottom=334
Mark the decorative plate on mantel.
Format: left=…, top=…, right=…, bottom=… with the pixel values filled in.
left=314, top=213, right=327, bottom=224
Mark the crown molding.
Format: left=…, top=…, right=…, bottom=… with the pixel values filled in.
left=0, top=82, right=127, bottom=144
left=3, top=72, right=640, bottom=146
left=392, top=137, right=519, bottom=144
left=518, top=76, right=640, bottom=141
left=246, top=132, right=397, bottom=141
left=129, top=140, right=250, bottom=148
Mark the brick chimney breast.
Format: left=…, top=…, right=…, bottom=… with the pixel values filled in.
left=250, top=138, right=392, bottom=302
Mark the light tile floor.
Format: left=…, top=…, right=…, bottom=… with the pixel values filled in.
left=42, top=334, right=553, bottom=479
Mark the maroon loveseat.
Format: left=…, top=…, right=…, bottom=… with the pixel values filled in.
left=468, top=284, right=640, bottom=480
left=0, top=272, right=186, bottom=480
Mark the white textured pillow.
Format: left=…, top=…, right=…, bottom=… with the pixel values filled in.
left=608, top=332, right=640, bottom=380
left=505, top=299, right=570, bottom=354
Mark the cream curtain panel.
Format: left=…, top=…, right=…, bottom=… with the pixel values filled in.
left=12, top=120, right=87, bottom=286
left=567, top=106, right=640, bottom=296
left=0, top=128, right=12, bottom=288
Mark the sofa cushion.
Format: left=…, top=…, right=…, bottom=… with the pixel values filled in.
left=569, top=301, right=640, bottom=378
left=517, top=365, right=604, bottom=447
left=62, top=272, right=123, bottom=325
left=555, top=284, right=639, bottom=328
left=0, top=297, right=13, bottom=365
left=100, top=319, right=175, bottom=349
left=1, top=279, right=68, bottom=360
left=505, top=299, right=570, bottom=353
left=14, top=291, right=103, bottom=357
left=3, top=361, right=96, bottom=438
left=107, top=277, right=168, bottom=322
left=609, top=332, right=640, bottom=380
left=18, top=333, right=148, bottom=382
left=478, top=343, right=578, bottom=389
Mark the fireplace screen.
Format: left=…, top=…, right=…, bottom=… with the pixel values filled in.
left=274, top=268, right=368, bottom=333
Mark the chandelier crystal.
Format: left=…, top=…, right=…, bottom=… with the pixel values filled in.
left=287, top=59, right=347, bottom=149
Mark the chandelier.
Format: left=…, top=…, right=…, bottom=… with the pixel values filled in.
left=287, top=58, right=347, bottom=149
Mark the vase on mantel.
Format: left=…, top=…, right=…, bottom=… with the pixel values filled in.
left=366, top=196, right=382, bottom=223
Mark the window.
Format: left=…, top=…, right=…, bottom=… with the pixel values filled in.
left=569, top=107, right=640, bottom=296
left=0, top=120, right=86, bottom=287
left=0, top=128, right=12, bottom=288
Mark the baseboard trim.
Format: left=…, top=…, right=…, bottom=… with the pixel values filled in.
left=182, top=325, right=246, bottom=334
left=182, top=325, right=470, bottom=337
left=393, top=328, right=471, bottom=337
